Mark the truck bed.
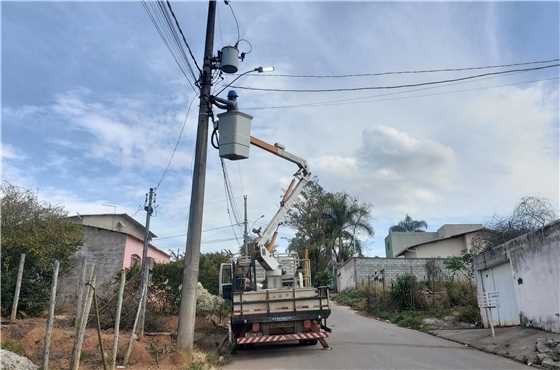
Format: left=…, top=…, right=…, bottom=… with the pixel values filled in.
left=232, top=287, right=330, bottom=319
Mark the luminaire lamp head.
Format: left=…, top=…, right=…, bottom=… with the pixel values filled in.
left=256, top=66, right=275, bottom=73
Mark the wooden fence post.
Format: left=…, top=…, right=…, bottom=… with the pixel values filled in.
left=10, top=253, right=26, bottom=322
left=111, top=270, right=126, bottom=370
left=123, top=269, right=149, bottom=366
left=75, top=257, right=87, bottom=324
left=41, top=260, right=60, bottom=370
left=71, top=267, right=96, bottom=370
left=92, top=288, right=108, bottom=370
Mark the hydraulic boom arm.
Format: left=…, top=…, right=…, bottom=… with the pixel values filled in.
left=249, top=136, right=311, bottom=271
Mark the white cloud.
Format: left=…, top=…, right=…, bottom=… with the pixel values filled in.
left=50, top=91, right=194, bottom=171
left=1, top=144, right=21, bottom=160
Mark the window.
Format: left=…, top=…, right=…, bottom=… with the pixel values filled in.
left=131, top=254, right=141, bottom=268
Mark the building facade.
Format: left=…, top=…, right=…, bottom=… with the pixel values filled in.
left=56, top=214, right=170, bottom=308
left=385, top=224, right=485, bottom=258
left=473, top=220, right=560, bottom=333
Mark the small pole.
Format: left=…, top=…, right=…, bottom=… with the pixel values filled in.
left=92, top=285, right=108, bottom=370
left=41, top=260, right=60, bottom=370
left=138, top=187, right=155, bottom=337
left=243, top=195, right=248, bottom=256
left=75, top=257, right=87, bottom=325
left=124, top=268, right=149, bottom=366
left=71, top=268, right=96, bottom=370
left=111, top=270, right=126, bottom=370
left=10, top=253, right=26, bottom=322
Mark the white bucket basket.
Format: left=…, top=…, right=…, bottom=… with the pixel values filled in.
left=218, top=110, right=253, bottom=160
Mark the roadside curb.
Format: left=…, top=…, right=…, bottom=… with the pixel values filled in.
left=425, top=330, right=543, bottom=369
left=336, top=301, right=543, bottom=369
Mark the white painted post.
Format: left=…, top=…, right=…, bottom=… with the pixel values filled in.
left=111, top=270, right=126, bottom=370
left=487, top=307, right=496, bottom=337
left=10, top=253, right=26, bottom=321
left=42, top=260, right=60, bottom=370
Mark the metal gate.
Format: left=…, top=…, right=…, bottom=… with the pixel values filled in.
left=480, top=262, right=520, bottom=326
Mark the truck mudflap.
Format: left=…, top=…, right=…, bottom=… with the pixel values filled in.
left=237, top=330, right=329, bottom=346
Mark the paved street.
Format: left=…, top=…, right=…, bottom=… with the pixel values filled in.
left=225, top=304, right=531, bottom=370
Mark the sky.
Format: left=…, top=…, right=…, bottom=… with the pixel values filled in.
left=2, top=1, right=559, bottom=257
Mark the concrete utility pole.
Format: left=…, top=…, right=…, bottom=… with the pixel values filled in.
left=138, top=187, right=155, bottom=337
left=243, top=195, right=248, bottom=256
left=177, top=0, right=216, bottom=364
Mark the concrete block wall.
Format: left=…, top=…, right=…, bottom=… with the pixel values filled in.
left=338, top=257, right=453, bottom=291
left=57, top=226, right=126, bottom=308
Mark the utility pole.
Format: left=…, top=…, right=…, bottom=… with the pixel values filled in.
left=138, top=187, right=155, bottom=337
left=177, top=0, right=216, bottom=364
left=243, top=195, right=248, bottom=256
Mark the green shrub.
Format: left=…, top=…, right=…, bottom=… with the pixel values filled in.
left=0, top=339, right=25, bottom=356
left=391, top=274, right=417, bottom=310
left=456, top=305, right=481, bottom=325
left=446, top=281, right=476, bottom=307
left=334, top=289, right=367, bottom=309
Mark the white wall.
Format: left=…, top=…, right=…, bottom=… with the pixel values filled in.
left=509, top=225, right=560, bottom=333
left=474, top=220, right=560, bottom=333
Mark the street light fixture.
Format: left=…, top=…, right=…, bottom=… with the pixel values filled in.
left=214, top=66, right=275, bottom=97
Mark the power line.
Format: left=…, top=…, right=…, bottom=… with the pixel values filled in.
left=156, top=1, right=198, bottom=81
left=243, top=76, right=559, bottom=111
left=141, top=1, right=197, bottom=92
left=155, top=223, right=245, bottom=240
left=224, top=0, right=240, bottom=44
left=237, top=57, right=560, bottom=78
left=231, top=64, right=560, bottom=93
left=166, top=0, right=202, bottom=74
left=156, top=95, right=197, bottom=189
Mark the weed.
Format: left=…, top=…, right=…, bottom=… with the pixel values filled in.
left=0, top=338, right=25, bottom=356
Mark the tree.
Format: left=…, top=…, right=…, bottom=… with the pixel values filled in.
left=1, top=183, right=83, bottom=316
left=389, top=215, right=428, bottom=232
left=322, top=192, right=374, bottom=264
left=288, top=180, right=374, bottom=284
left=478, top=196, right=557, bottom=249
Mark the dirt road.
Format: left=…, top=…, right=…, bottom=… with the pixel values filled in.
left=224, top=303, right=531, bottom=370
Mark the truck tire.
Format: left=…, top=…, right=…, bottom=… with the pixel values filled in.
left=299, top=339, right=318, bottom=346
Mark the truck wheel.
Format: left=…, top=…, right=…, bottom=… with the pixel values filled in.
left=299, top=339, right=318, bottom=346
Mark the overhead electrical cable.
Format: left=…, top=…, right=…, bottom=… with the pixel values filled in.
left=156, top=95, right=197, bottom=189
left=220, top=158, right=243, bottom=244
left=155, top=223, right=245, bottom=240
left=166, top=0, right=202, bottom=74
left=231, top=64, right=560, bottom=93
left=225, top=0, right=240, bottom=44
left=151, top=1, right=198, bottom=83
left=156, top=1, right=199, bottom=82
left=142, top=1, right=197, bottom=92
left=238, top=58, right=560, bottom=78
left=243, top=76, right=559, bottom=111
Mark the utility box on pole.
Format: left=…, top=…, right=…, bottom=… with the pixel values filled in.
left=218, top=110, right=253, bottom=160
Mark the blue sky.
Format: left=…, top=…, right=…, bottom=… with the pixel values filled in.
left=2, top=1, right=559, bottom=257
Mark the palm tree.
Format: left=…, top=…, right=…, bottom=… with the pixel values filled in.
left=322, top=193, right=374, bottom=264
left=390, top=214, right=428, bottom=232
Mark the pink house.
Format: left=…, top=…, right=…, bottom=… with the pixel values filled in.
left=57, top=213, right=171, bottom=306
left=123, top=233, right=170, bottom=269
